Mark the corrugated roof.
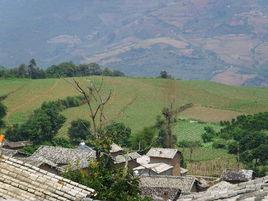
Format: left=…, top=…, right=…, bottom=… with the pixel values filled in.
left=0, top=155, right=96, bottom=201
left=146, top=148, right=180, bottom=159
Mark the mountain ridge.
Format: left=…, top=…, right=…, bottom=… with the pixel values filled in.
left=1, top=0, right=268, bottom=86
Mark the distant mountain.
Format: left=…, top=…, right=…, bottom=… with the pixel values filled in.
left=1, top=0, right=268, bottom=86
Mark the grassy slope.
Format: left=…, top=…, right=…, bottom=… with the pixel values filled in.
left=1, top=77, right=268, bottom=136
left=1, top=77, right=267, bottom=175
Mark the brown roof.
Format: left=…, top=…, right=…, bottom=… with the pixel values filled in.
left=0, top=155, right=96, bottom=201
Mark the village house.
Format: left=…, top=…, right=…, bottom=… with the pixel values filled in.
left=139, top=175, right=202, bottom=201
left=134, top=163, right=173, bottom=176
left=27, top=145, right=96, bottom=173
left=113, top=151, right=141, bottom=169
left=110, top=143, right=124, bottom=157
left=0, top=155, right=96, bottom=201
left=221, top=169, right=254, bottom=184
left=177, top=176, right=268, bottom=201
left=146, top=148, right=182, bottom=176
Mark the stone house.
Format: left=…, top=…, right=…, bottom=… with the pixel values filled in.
left=146, top=148, right=182, bottom=176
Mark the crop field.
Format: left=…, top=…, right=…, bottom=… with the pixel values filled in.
left=174, top=120, right=222, bottom=142
left=1, top=77, right=268, bottom=136
left=181, top=147, right=241, bottom=176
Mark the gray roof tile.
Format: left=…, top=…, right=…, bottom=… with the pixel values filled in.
left=0, top=155, right=96, bottom=201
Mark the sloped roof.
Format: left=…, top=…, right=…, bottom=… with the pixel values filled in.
left=221, top=169, right=254, bottom=182
left=146, top=148, right=180, bottom=159
left=0, top=155, right=96, bottom=201
left=114, top=152, right=141, bottom=164
left=136, top=155, right=150, bottom=165
left=0, top=148, right=18, bottom=157
left=20, top=156, right=58, bottom=168
left=3, top=141, right=32, bottom=149
left=30, top=145, right=96, bottom=165
left=134, top=163, right=173, bottom=174
left=178, top=176, right=268, bottom=201
left=110, top=143, right=123, bottom=153
left=140, top=176, right=197, bottom=193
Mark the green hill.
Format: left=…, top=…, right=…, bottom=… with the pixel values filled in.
left=1, top=76, right=268, bottom=137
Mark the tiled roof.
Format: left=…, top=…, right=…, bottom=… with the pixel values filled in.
left=178, top=176, right=268, bottom=201
left=30, top=145, right=96, bottom=166
left=20, top=156, right=58, bottom=168
left=0, top=149, right=18, bottom=157
left=0, top=155, right=96, bottom=201
left=146, top=148, right=180, bottom=159
left=3, top=141, right=32, bottom=149
left=221, top=169, right=254, bottom=182
left=134, top=163, right=173, bottom=174
left=114, top=152, right=141, bottom=164
left=139, top=176, right=197, bottom=193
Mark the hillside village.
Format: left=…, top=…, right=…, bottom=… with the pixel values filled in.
left=0, top=138, right=267, bottom=201
left=0, top=1, right=268, bottom=200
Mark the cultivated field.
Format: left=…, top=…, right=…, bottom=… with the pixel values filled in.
left=1, top=76, right=268, bottom=136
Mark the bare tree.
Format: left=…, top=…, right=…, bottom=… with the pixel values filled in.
left=66, top=77, right=112, bottom=157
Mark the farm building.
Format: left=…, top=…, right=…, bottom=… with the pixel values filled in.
left=0, top=155, right=96, bottom=201
left=146, top=148, right=182, bottom=176
left=139, top=175, right=201, bottom=201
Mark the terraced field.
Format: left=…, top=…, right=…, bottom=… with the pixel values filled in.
left=1, top=77, right=268, bottom=137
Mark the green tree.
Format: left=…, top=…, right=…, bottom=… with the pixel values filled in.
left=131, top=127, right=157, bottom=153
left=68, top=119, right=91, bottom=145
left=202, top=126, right=217, bottom=143
left=0, top=102, right=7, bottom=129
left=105, top=122, right=131, bottom=147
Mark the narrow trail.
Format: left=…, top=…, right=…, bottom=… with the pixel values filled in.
left=6, top=79, right=60, bottom=120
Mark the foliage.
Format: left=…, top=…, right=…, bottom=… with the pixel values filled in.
left=68, top=119, right=91, bottom=145
left=159, top=71, right=172, bottom=79
left=131, top=127, right=157, bottom=154
left=178, top=140, right=201, bottom=148
left=6, top=101, right=66, bottom=144
left=202, top=126, right=217, bottom=143
left=105, top=122, right=131, bottom=147
left=63, top=155, right=151, bottom=201
left=0, top=102, right=7, bottom=129
left=0, top=60, right=125, bottom=79
left=212, top=112, right=268, bottom=176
